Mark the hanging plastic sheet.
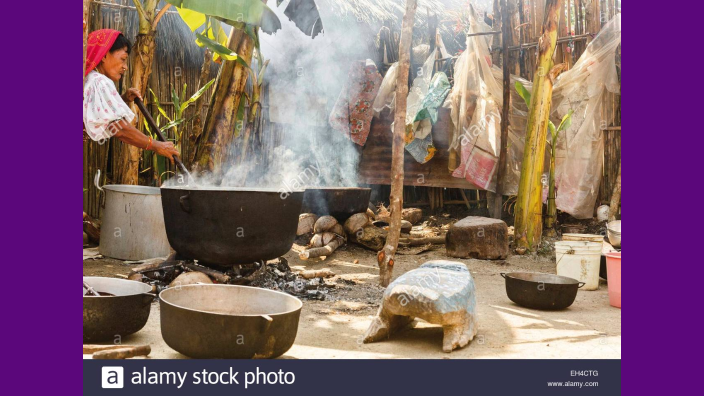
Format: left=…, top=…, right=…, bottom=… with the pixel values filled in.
left=448, top=9, right=621, bottom=218
left=550, top=14, right=622, bottom=218
left=447, top=7, right=503, bottom=191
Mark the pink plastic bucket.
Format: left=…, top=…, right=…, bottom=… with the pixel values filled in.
left=605, top=252, right=621, bottom=308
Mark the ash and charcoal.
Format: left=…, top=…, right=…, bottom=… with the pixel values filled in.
left=129, top=255, right=336, bottom=301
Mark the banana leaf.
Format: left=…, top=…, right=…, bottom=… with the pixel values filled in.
left=164, top=0, right=281, bottom=34
left=195, top=33, right=239, bottom=61
left=180, top=79, right=216, bottom=113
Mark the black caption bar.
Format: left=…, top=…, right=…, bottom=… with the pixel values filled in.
left=84, top=359, right=621, bottom=395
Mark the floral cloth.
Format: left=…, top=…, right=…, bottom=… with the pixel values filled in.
left=83, top=71, right=134, bottom=142
left=329, top=60, right=382, bottom=146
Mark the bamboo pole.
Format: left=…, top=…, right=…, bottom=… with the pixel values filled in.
left=513, top=0, right=563, bottom=251
left=493, top=0, right=512, bottom=219
left=608, top=159, right=621, bottom=220
left=377, top=0, right=417, bottom=287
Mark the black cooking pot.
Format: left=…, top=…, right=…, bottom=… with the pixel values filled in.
left=160, top=284, right=302, bottom=359
left=500, top=272, right=585, bottom=310
left=83, top=277, right=154, bottom=342
left=161, top=187, right=304, bottom=266
left=301, top=187, right=371, bottom=221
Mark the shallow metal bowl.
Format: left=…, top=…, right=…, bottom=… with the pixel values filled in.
left=501, top=272, right=584, bottom=310
left=83, top=276, right=153, bottom=342
left=160, top=284, right=302, bottom=359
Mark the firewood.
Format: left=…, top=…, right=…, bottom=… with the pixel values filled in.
left=92, top=345, right=151, bottom=360
left=298, top=269, right=335, bottom=279
left=183, top=263, right=230, bottom=283
left=321, top=232, right=339, bottom=246
left=398, top=236, right=446, bottom=246
left=297, top=213, right=318, bottom=236
left=169, top=271, right=213, bottom=287
left=299, top=238, right=344, bottom=260
left=314, top=216, right=338, bottom=233
left=344, top=213, right=370, bottom=235
left=350, top=224, right=387, bottom=251
left=83, top=344, right=148, bottom=354
left=329, top=223, right=347, bottom=241
left=310, top=233, right=324, bottom=247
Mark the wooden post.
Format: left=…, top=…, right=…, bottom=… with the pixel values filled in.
left=608, top=158, right=621, bottom=220
left=83, top=0, right=91, bottom=84
left=493, top=0, right=512, bottom=219
left=513, top=0, right=562, bottom=251
left=377, top=0, right=417, bottom=287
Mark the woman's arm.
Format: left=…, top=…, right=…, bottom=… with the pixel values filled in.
left=108, top=119, right=180, bottom=163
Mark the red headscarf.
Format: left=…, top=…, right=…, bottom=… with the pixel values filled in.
left=85, top=29, right=122, bottom=76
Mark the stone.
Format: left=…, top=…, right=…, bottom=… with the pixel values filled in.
left=446, top=216, right=508, bottom=260
left=402, top=208, right=423, bottom=225
left=363, top=260, right=478, bottom=352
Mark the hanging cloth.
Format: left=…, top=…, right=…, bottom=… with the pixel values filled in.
left=329, top=60, right=382, bottom=146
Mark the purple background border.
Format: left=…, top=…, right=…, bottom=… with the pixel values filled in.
left=5, top=3, right=687, bottom=394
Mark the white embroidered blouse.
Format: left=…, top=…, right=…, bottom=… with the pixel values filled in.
left=83, top=71, right=135, bottom=142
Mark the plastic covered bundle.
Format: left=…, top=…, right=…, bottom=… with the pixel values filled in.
left=447, top=7, right=503, bottom=191
left=448, top=10, right=621, bottom=218
left=550, top=14, right=622, bottom=218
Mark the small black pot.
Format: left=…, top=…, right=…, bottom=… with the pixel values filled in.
left=500, top=272, right=584, bottom=310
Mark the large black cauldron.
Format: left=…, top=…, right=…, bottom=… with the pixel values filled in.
left=301, top=187, right=371, bottom=221
left=160, top=187, right=303, bottom=266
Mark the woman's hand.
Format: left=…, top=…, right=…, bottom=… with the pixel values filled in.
left=153, top=141, right=180, bottom=164
left=122, top=88, right=142, bottom=103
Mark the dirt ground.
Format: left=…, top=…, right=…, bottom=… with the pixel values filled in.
left=83, top=237, right=621, bottom=359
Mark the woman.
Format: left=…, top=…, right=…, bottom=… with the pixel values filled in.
left=83, top=29, right=179, bottom=162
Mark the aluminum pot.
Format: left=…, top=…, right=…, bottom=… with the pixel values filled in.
left=160, top=186, right=303, bottom=266
left=160, top=284, right=302, bottom=359
left=99, top=185, right=171, bottom=260
left=83, top=276, right=154, bottom=342
left=501, top=272, right=585, bottom=310
left=301, top=187, right=371, bottom=221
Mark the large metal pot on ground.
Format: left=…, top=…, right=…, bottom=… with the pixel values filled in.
left=83, top=276, right=154, bottom=342
left=301, top=187, right=371, bottom=221
left=501, top=272, right=584, bottom=310
left=160, top=284, right=302, bottom=359
left=160, top=187, right=304, bottom=266
left=99, top=185, right=171, bottom=260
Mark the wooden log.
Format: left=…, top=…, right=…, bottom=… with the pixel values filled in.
left=92, top=345, right=151, bottom=360
left=183, top=263, right=230, bottom=283
left=298, top=269, right=335, bottom=279
left=399, top=236, right=446, bottom=246
left=378, top=0, right=417, bottom=287
left=83, top=344, right=148, bottom=354
left=300, top=238, right=344, bottom=260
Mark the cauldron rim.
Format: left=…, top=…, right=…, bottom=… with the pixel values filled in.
left=160, top=186, right=304, bottom=193
left=159, top=284, right=303, bottom=317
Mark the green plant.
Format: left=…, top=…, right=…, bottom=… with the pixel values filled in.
left=515, top=81, right=573, bottom=231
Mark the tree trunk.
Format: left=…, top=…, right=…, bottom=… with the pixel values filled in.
left=513, top=0, right=562, bottom=251
left=377, top=0, right=417, bottom=287
left=192, top=26, right=254, bottom=179
left=608, top=159, right=621, bottom=221
left=186, top=48, right=212, bottom=168
left=115, top=0, right=158, bottom=185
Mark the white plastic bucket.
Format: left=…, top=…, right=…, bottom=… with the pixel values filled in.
left=554, top=241, right=602, bottom=291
